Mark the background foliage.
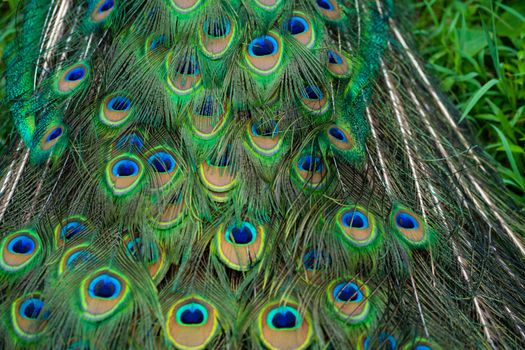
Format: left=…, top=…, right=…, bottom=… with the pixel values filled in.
left=413, top=0, right=525, bottom=203
left=0, top=0, right=523, bottom=202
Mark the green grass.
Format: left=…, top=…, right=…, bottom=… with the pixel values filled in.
left=413, top=0, right=525, bottom=203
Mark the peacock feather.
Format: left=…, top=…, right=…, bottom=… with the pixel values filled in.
left=0, top=0, right=524, bottom=349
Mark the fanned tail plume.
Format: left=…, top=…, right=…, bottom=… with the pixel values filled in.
left=0, top=0, right=524, bottom=349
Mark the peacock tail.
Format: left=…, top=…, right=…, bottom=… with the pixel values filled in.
left=0, top=0, right=523, bottom=349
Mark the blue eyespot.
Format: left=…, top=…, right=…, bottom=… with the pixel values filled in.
left=302, top=85, right=323, bottom=100
left=46, top=127, right=63, bottom=142
left=116, top=134, right=144, bottom=151
left=342, top=210, right=369, bottom=229
left=66, top=250, right=93, bottom=270
left=204, top=17, right=231, bottom=37
left=112, top=159, right=139, bottom=177
left=362, top=333, right=397, bottom=350
left=252, top=120, right=278, bottom=137
left=88, top=274, right=121, bottom=299
left=298, top=155, right=323, bottom=173
left=328, top=127, right=347, bottom=142
left=378, top=334, right=397, bottom=350
left=414, top=345, right=432, bottom=350
left=61, top=222, right=86, bottom=240
left=249, top=36, right=278, bottom=57
left=65, top=67, right=86, bottom=82
left=196, top=96, right=215, bottom=116
left=148, top=152, right=176, bottom=173
left=396, top=212, right=419, bottom=230
left=8, top=235, right=35, bottom=255
left=99, top=0, right=114, bottom=13
left=327, top=50, right=343, bottom=64
left=176, top=57, right=199, bottom=75
left=126, top=238, right=142, bottom=256
left=317, top=0, right=334, bottom=11
left=287, top=16, right=308, bottom=35
left=19, top=298, right=50, bottom=320
left=267, top=306, right=300, bottom=329
left=333, top=282, right=363, bottom=302
left=176, top=303, right=208, bottom=325
left=303, top=250, right=318, bottom=270
left=210, top=153, right=231, bottom=167
left=226, top=222, right=256, bottom=245
left=150, top=35, right=166, bottom=50
left=108, top=96, right=131, bottom=111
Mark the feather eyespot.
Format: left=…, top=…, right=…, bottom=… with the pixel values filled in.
left=39, top=125, right=66, bottom=151
left=54, top=215, right=89, bottom=246
left=401, top=339, right=438, bottom=350
left=343, top=210, right=368, bottom=229
left=245, top=32, right=283, bottom=75
left=46, top=127, right=62, bottom=142
left=294, top=154, right=328, bottom=188
left=200, top=150, right=237, bottom=197
left=177, top=303, right=207, bottom=325
left=336, top=206, right=379, bottom=248
left=298, top=155, right=323, bottom=172
left=327, top=125, right=354, bottom=150
left=150, top=192, right=186, bottom=230
left=91, top=0, right=115, bottom=22
left=191, top=96, right=229, bottom=139
left=57, top=64, right=89, bottom=93
left=58, top=244, right=94, bottom=275
left=315, top=0, right=343, bottom=21
left=114, top=159, right=139, bottom=177
left=254, top=0, right=282, bottom=10
left=19, top=298, right=50, bottom=320
left=100, top=94, right=133, bottom=127
left=285, top=13, right=315, bottom=48
left=390, top=206, right=431, bottom=247
left=66, top=68, right=85, bottom=81
left=66, top=250, right=93, bottom=270
left=146, top=148, right=180, bottom=190
left=258, top=301, right=313, bottom=350
left=247, top=120, right=282, bottom=156
left=326, top=49, right=351, bottom=77
left=333, top=281, right=362, bottom=302
left=329, top=127, right=346, bottom=142
left=303, top=249, right=331, bottom=271
left=149, top=151, right=176, bottom=173
left=396, top=212, right=419, bottom=230
left=8, top=235, right=36, bottom=255
left=1, top=230, right=41, bottom=273
left=88, top=274, right=121, bottom=299
left=148, top=34, right=167, bottom=51
left=81, top=269, right=129, bottom=321
left=167, top=54, right=202, bottom=95
left=327, top=279, right=370, bottom=324
left=166, top=297, right=219, bottom=349
left=170, top=0, right=202, bottom=14
left=98, top=0, right=114, bottom=12
left=300, top=85, right=329, bottom=113
left=200, top=17, right=235, bottom=58
left=360, top=333, right=397, bottom=350
left=105, top=154, right=144, bottom=196
left=12, top=294, right=49, bottom=340
left=124, top=236, right=165, bottom=280
left=216, top=222, right=265, bottom=271
left=287, top=17, right=307, bottom=34
left=115, top=133, right=144, bottom=153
